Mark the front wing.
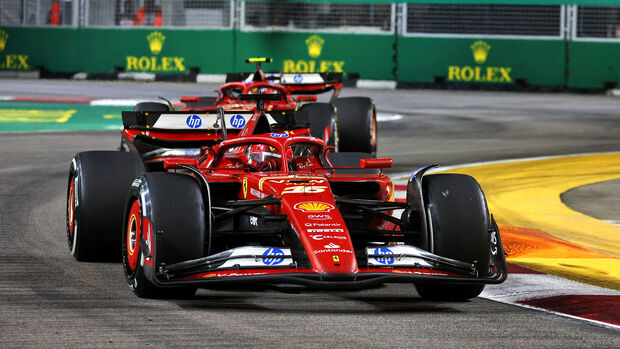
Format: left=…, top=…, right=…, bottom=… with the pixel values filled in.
left=142, top=242, right=507, bottom=290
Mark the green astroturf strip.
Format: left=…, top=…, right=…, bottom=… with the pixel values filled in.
left=0, top=101, right=126, bottom=132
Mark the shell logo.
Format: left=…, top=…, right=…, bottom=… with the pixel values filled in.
left=294, top=202, right=334, bottom=212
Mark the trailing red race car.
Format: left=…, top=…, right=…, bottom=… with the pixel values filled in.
left=67, top=95, right=506, bottom=300
left=126, top=58, right=377, bottom=154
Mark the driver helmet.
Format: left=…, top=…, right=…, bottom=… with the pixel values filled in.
left=244, top=144, right=281, bottom=170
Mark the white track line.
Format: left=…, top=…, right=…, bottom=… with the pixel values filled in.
left=492, top=299, right=620, bottom=330
left=377, top=113, right=403, bottom=122
left=482, top=274, right=620, bottom=328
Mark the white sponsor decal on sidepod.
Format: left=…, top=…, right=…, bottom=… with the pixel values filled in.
left=250, top=188, right=266, bottom=199
left=307, top=228, right=344, bottom=233
left=305, top=222, right=341, bottom=227
left=313, top=248, right=353, bottom=255
left=310, top=235, right=347, bottom=241
left=307, top=214, right=332, bottom=220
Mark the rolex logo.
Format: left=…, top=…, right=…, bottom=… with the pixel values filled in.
left=470, top=40, right=491, bottom=64
left=0, top=30, right=8, bottom=52
left=305, top=35, right=324, bottom=58
left=147, top=31, right=165, bottom=55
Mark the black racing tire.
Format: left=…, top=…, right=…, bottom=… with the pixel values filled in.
left=333, top=97, right=376, bottom=154
left=122, top=172, right=205, bottom=299
left=66, top=151, right=146, bottom=262
left=133, top=101, right=170, bottom=111
left=416, top=173, right=491, bottom=301
left=299, top=103, right=337, bottom=147
left=415, top=284, right=485, bottom=301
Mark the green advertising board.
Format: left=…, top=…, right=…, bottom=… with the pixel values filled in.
left=233, top=31, right=395, bottom=79
left=0, top=25, right=618, bottom=89
left=567, top=41, right=620, bottom=89
left=0, top=27, right=234, bottom=74
left=0, top=27, right=395, bottom=80
left=397, top=37, right=566, bottom=87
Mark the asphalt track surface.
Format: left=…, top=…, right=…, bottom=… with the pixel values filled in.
left=1, top=79, right=619, bottom=347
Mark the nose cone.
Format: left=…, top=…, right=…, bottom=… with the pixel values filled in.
left=283, top=198, right=359, bottom=274
left=305, top=233, right=358, bottom=274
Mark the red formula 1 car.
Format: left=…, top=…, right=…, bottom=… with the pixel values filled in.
left=126, top=58, right=377, bottom=154
left=67, top=96, right=506, bottom=300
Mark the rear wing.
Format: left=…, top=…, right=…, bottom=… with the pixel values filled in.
left=226, top=72, right=342, bottom=86
left=122, top=110, right=298, bottom=131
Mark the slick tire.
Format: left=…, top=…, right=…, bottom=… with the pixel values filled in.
left=118, top=102, right=169, bottom=151
left=133, top=102, right=170, bottom=111
left=333, top=97, right=376, bottom=154
left=415, top=284, right=485, bottom=301
left=123, top=172, right=205, bottom=299
left=299, top=103, right=337, bottom=147
left=416, top=174, right=490, bottom=301
left=67, top=151, right=146, bottom=261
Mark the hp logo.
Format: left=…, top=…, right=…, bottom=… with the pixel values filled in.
left=293, top=74, right=303, bottom=83
left=230, top=114, right=246, bottom=128
left=373, top=247, right=395, bottom=265
left=262, top=248, right=285, bottom=266
left=186, top=114, right=202, bottom=128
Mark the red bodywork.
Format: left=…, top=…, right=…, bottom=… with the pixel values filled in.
left=152, top=112, right=389, bottom=278
left=122, top=76, right=340, bottom=147
left=180, top=80, right=337, bottom=112
left=122, top=109, right=485, bottom=288
left=121, top=104, right=506, bottom=289
left=179, top=63, right=342, bottom=112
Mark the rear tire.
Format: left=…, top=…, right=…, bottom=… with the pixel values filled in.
left=416, top=174, right=490, bottom=301
left=298, top=103, right=337, bottom=147
left=66, top=151, right=146, bottom=261
left=333, top=97, right=376, bottom=154
left=133, top=102, right=170, bottom=111
left=119, top=102, right=169, bottom=151
left=122, top=172, right=205, bottom=298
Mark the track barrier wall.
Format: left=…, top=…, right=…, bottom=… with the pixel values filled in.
left=1, top=1, right=619, bottom=89
left=396, top=37, right=566, bottom=87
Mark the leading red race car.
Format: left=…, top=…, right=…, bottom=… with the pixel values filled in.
left=67, top=94, right=506, bottom=300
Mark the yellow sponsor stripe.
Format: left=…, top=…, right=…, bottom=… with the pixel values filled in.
left=0, top=109, right=77, bottom=123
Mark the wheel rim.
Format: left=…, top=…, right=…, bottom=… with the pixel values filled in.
left=370, top=109, right=377, bottom=153
left=126, top=200, right=141, bottom=271
left=67, top=175, right=78, bottom=254
left=67, top=180, right=75, bottom=237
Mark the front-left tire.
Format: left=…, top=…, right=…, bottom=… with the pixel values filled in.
left=66, top=151, right=146, bottom=261
left=122, top=172, right=206, bottom=298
